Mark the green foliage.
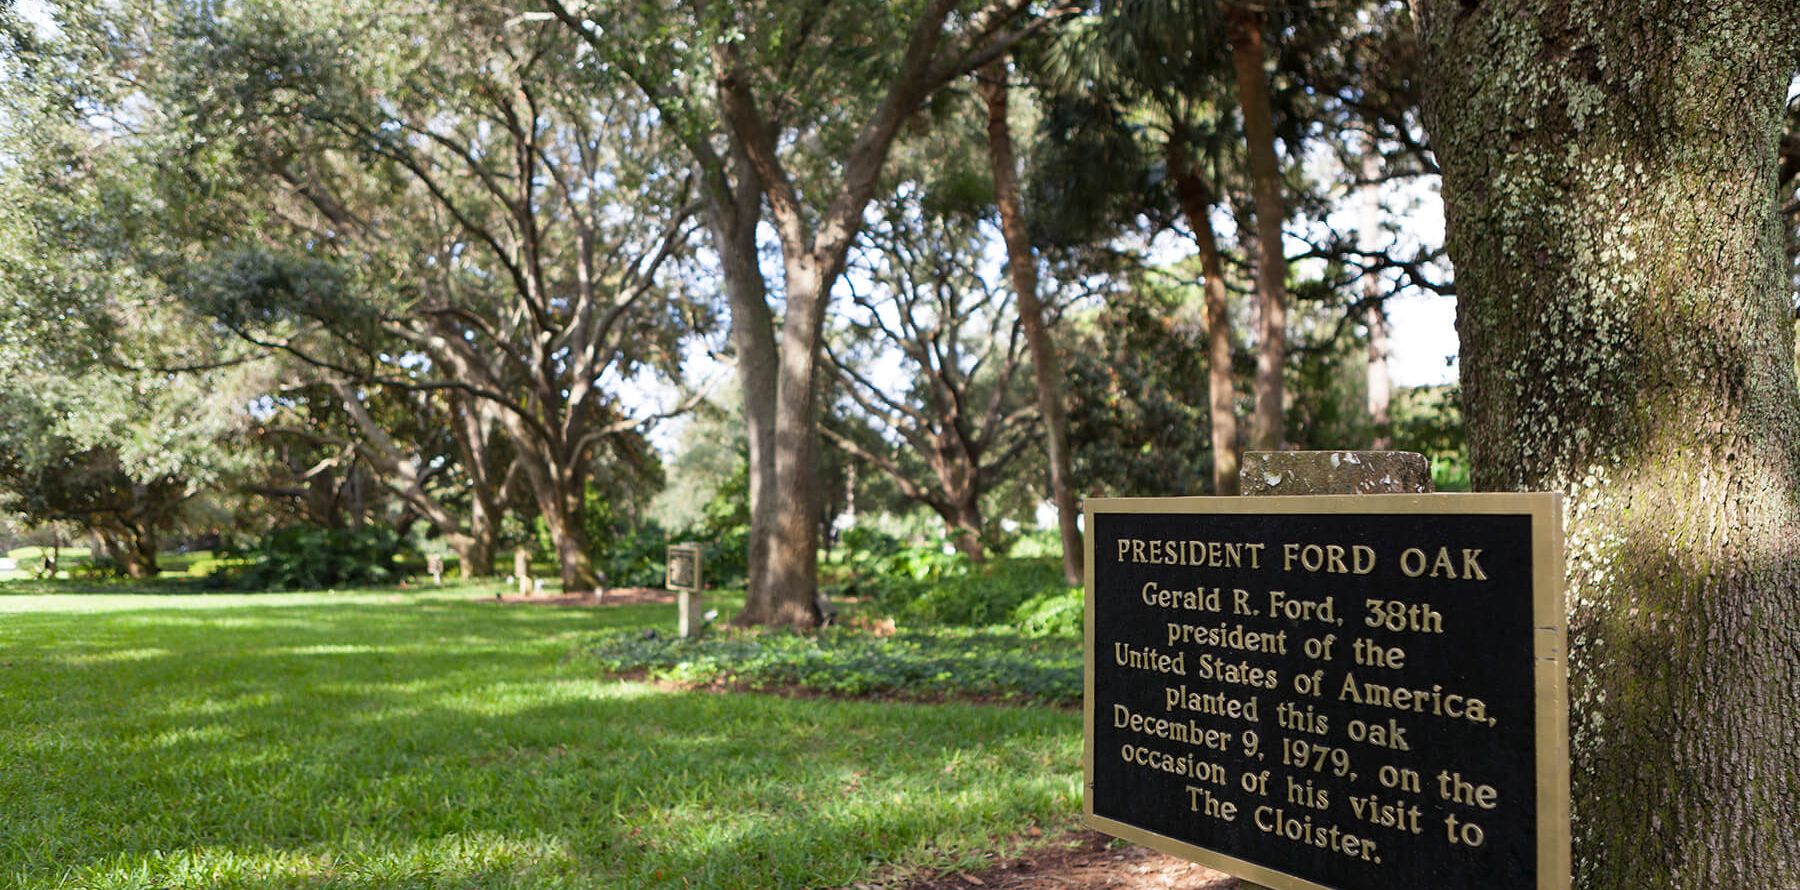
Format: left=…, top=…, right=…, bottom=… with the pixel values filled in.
left=1012, top=587, right=1085, bottom=639
left=598, top=522, right=675, bottom=590
left=1390, top=385, right=1469, bottom=491
left=662, top=452, right=751, bottom=590
left=70, top=554, right=126, bottom=581
left=589, top=626, right=1081, bottom=705
left=1284, top=302, right=1376, bottom=451
left=237, top=524, right=412, bottom=590
left=894, top=559, right=1072, bottom=627
left=1023, top=90, right=1153, bottom=247
left=1065, top=281, right=1217, bottom=496
left=826, top=529, right=1071, bottom=627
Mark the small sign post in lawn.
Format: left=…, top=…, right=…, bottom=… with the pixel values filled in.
left=666, top=543, right=704, bottom=638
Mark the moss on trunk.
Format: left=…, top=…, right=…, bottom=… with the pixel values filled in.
left=1412, top=1, right=1800, bottom=885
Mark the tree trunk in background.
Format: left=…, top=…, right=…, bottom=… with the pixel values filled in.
left=1170, top=143, right=1241, bottom=496
left=94, top=525, right=158, bottom=579
left=448, top=533, right=492, bottom=583
left=449, top=393, right=502, bottom=578
left=978, top=60, right=1084, bottom=584
left=1413, top=2, right=1800, bottom=886
left=945, top=500, right=986, bottom=565
left=762, top=252, right=828, bottom=627
left=1366, top=303, right=1391, bottom=447
left=708, top=151, right=781, bottom=624
left=521, top=459, right=598, bottom=593
left=1361, top=146, right=1392, bottom=449
left=1226, top=5, right=1290, bottom=452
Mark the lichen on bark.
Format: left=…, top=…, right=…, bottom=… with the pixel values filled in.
left=1411, top=1, right=1800, bottom=886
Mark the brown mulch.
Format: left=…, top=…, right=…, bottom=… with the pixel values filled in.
left=491, top=587, right=676, bottom=607
left=880, top=830, right=1239, bottom=890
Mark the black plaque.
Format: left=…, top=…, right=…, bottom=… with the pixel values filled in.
left=666, top=543, right=702, bottom=593
left=1082, top=495, right=1567, bottom=890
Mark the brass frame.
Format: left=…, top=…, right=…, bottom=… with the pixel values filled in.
left=1080, top=493, right=1569, bottom=890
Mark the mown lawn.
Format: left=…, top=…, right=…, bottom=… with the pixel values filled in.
left=0, top=588, right=1081, bottom=888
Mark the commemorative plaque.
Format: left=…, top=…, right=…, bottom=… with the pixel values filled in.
left=666, top=544, right=702, bottom=593
left=1082, top=494, right=1568, bottom=890
left=666, top=543, right=704, bottom=638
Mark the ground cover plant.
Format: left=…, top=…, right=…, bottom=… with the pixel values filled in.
left=588, top=626, right=1081, bottom=706
left=0, top=585, right=1080, bottom=889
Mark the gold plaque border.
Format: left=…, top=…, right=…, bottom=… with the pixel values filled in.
left=1080, top=493, right=1570, bottom=890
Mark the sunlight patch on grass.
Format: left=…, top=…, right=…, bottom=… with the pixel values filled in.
left=268, top=643, right=392, bottom=656
left=47, top=831, right=577, bottom=889
left=438, top=677, right=664, bottom=718
left=54, top=647, right=172, bottom=666
left=145, top=724, right=235, bottom=749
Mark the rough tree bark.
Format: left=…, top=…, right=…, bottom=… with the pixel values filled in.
left=977, top=58, right=1084, bottom=583
left=1412, top=2, right=1800, bottom=886
left=701, top=145, right=781, bottom=620
left=1169, top=140, right=1242, bottom=496
left=1225, top=4, right=1290, bottom=452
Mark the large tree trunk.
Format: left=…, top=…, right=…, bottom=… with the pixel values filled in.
left=1170, top=144, right=1242, bottom=496
left=522, top=459, right=599, bottom=593
left=945, top=499, right=985, bottom=564
left=760, top=253, right=828, bottom=627
left=93, top=524, right=158, bottom=579
left=448, top=530, right=493, bottom=582
left=1413, top=3, right=1800, bottom=886
left=710, top=0, right=1002, bottom=627
left=977, top=60, right=1083, bottom=584
left=1226, top=6, right=1290, bottom=452
left=705, top=148, right=782, bottom=619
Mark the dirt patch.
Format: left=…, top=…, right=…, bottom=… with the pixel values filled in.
left=492, top=587, right=676, bottom=607
left=877, top=830, right=1238, bottom=890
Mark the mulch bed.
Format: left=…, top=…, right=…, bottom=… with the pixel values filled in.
left=878, top=830, right=1238, bottom=890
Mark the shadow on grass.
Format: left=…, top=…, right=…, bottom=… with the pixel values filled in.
left=0, top=598, right=1078, bottom=888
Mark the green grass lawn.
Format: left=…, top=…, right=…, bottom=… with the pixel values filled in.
left=0, top=586, right=1081, bottom=888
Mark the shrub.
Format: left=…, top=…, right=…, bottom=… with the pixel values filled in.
left=893, top=558, right=1069, bottom=626
left=1012, top=587, right=1084, bottom=638
left=826, top=528, right=1071, bottom=627
left=587, top=626, right=1080, bottom=705
left=235, top=525, right=412, bottom=590
left=70, top=555, right=123, bottom=580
